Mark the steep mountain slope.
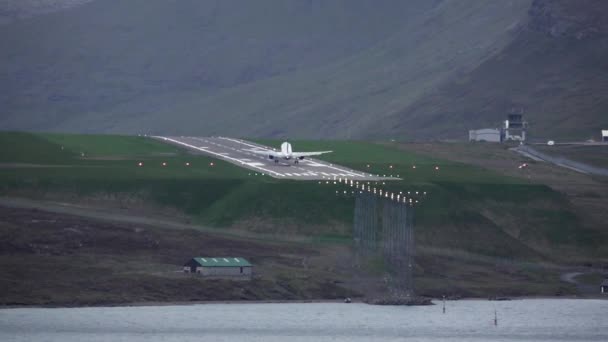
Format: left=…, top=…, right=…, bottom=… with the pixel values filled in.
left=0, top=0, right=528, bottom=136
left=1, top=0, right=605, bottom=140
left=0, top=0, right=94, bottom=24
left=376, top=0, right=608, bottom=140
left=0, top=0, right=437, bottom=131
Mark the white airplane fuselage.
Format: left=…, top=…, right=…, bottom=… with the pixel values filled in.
left=279, top=142, right=294, bottom=160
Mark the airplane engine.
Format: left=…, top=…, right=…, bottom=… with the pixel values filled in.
left=298, top=156, right=305, bottom=160
left=268, top=155, right=274, bottom=159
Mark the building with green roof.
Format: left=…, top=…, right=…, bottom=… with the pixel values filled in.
left=183, top=257, right=252, bottom=278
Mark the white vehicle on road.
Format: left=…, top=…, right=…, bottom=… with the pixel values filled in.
left=248, top=142, right=332, bottom=164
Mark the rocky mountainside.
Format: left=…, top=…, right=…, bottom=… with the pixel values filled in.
left=0, top=0, right=93, bottom=24
left=0, top=0, right=606, bottom=140
left=528, top=0, right=608, bottom=39
left=375, top=0, right=608, bottom=141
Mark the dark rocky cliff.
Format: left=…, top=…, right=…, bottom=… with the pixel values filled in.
left=528, top=0, right=608, bottom=39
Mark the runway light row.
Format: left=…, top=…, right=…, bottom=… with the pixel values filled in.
left=135, top=162, right=198, bottom=167
left=361, top=164, right=444, bottom=172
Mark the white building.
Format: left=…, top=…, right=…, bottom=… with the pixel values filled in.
left=469, top=128, right=502, bottom=143
left=602, top=130, right=608, bottom=142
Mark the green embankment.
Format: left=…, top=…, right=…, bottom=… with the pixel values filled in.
left=0, top=132, right=602, bottom=259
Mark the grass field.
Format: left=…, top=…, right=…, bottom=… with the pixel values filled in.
left=2, top=132, right=606, bottom=301
left=1, top=132, right=604, bottom=263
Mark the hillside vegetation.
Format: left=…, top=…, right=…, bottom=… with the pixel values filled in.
left=3, top=132, right=608, bottom=301
left=1, top=132, right=604, bottom=260
left=3, top=0, right=605, bottom=140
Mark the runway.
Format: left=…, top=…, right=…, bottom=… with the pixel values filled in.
left=153, top=136, right=398, bottom=181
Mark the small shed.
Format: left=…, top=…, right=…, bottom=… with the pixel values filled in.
left=183, top=257, right=252, bottom=278
left=601, top=279, right=608, bottom=294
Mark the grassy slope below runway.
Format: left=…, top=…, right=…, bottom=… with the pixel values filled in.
left=255, top=139, right=602, bottom=258
left=2, top=132, right=605, bottom=299
left=1, top=132, right=604, bottom=262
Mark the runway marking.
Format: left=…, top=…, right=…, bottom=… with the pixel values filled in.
left=218, top=137, right=367, bottom=175
left=154, top=136, right=398, bottom=180
left=218, top=137, right=265, bottom=150
left=153, top=136, right=283, bottom=177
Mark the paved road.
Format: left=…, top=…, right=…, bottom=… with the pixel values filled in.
left=513, top=145, right=608, bottom=176
left=153, top=136, right=398, bottom=181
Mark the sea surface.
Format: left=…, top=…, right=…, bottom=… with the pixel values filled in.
left=1, top=299, right=607, bottom=341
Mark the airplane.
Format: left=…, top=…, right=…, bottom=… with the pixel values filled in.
left=247, top=142, right=332, bottom=164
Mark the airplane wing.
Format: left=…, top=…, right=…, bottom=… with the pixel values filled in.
left=292, top=151, right=332, bottom=158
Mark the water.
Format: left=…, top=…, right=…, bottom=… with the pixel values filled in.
left=1, top=299, right=607, bottom=341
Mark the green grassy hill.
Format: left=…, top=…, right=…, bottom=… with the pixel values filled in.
left=3, top=132, right=608, bottom=300
left=2, top=0, right=606, bottom=140
left=1, top=132, right=604, bottom=261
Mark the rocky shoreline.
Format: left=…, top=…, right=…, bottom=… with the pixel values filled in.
left=364, top=296, right=434, bottom=306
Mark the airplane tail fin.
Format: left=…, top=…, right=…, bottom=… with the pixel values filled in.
left=280, top=142, right=292, bottom=156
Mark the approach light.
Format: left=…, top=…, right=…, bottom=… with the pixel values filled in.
left=434, top=166, right=440, bottom=171
left=162, top=162, right=167, bottom=167
left=412, top=165, right=417, bottom=169
left=389, top=165, right=393, bottom=169
left=367, top=164, right=371, bottom=168
left=185, top=162, right=191, bottom=166
left=137, top=162, right=143, bottom=167
left=210, top=162, right=215, bottom=166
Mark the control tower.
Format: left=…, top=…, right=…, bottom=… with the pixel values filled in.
left=504, top=112, right=527, bottom=142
